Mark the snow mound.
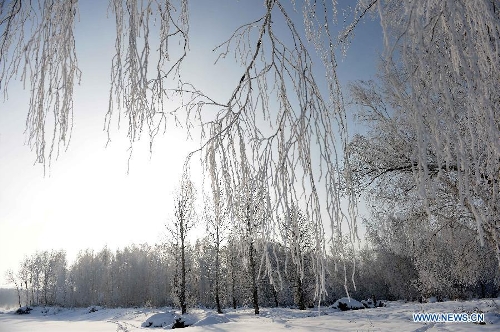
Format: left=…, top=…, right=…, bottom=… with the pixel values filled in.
left=331, top=297, right=365, bottom=310
left=41, top=307, right=63, bottom=315
left=1, top=300, right=499, bottom=331
left=427, top=296, right=438, bottom=303
left=142, top=312, right=179, bottom=328
left=192, top=314, right=230, bottom=326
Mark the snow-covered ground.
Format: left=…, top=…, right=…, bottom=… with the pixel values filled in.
left=0, top=299, right=499, bottom=331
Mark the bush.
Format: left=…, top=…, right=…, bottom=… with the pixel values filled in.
left=337, top=302, right=349, bottom=311
left=172, top=317, right=190, bottom=328
left=15, top=306, right=32, bottom=315
left=88, top=306, right=101, bottom=313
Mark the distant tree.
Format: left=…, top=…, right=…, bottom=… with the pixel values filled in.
left=149, top=244, right=175, bottom=307
left=363, top=204, right=500, bottom=300
left=69, top=249, right=98, bottom=306
left=202, top=191, right=229, bottom=313
left=232, top=174, right=269, bottom=315
left=94, top=247, right=113, bottom=306
left=170, top=176, right=197, bottom=314
left=11, top=250, right=67, bottom=306
left=4, top=269, right=21, bottom=308
left=224, top=236, right=245, bottom=309
left=279, top=206, right=314, bottom=310
left=44, top=250, right=67, bottom=305
left=18, top=257, right=32, bottom=306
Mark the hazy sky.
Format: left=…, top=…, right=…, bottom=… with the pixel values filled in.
left=0, top=0, right=382, bottom=287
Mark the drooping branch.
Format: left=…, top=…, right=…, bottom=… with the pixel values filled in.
left=349, top=37, right=500, bottom=266
left=376, top=0, right=500, bottom=264
left=176, top=0, right=357, bottom=300
left=0, top=0, right=81, bottom=172
left=105, top=0, right=189, bottom=162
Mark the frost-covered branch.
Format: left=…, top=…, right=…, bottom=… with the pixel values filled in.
left=0, top=0, right=81, bottom=172
left=105, top=0, right=189, bottom=162
left=175, top=0, right=357, bottom=300
left=349, top=38, right=500, bottom=268
left=375, top=0, right=500, bottom=267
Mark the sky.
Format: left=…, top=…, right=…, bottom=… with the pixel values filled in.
left=0, top=0, right=382, bottom=287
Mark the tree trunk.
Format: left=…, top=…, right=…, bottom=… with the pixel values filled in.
left=15, top=284, right=21, bottom=308
left=215, top=224, right=222, bottom=313
left=231, top=252, right=237, bottom=309
left=44, top=279, right=48, bottom=306
left=246, top=202, right=259, bottom=315
left=180, top=215, right=187, bottom=315
left=215, top=281, right=222, bottom=314
left=249, top=240, right=259, bottom=315
left=272, top=287, right=279, bottom=307
left=296, top=273, right=305, bottom=310
left=24, top=281, right=28, bottom=307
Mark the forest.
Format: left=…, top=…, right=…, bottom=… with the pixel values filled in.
left=5, top=195, right=499, bottom=312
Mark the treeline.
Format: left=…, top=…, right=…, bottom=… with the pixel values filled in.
left=6, top=234, right=499, bottom=310
left=6, top=176, right=499, bottom=310
left=6, top=242, right=309, bottom=309
left=7, top=239, right=322, bottom=309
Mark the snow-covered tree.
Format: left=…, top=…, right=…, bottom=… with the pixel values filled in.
left=279, top=205, right=315, bottom=309
left=223, top=236, right=246, bottom=309
left=374, top=0, right=500, bottom=266
left=348, top=71, right=500, bottom=298
left=13, top=250, right=67, bottom=306
left=18, top=257, right=33, bottom=306
left=4, top=269, right=21, bottom=308
left=93, top=247, right=113, bottom=306
left=202, top=190, right=230, bottom=313
left=170, top=176, right=196, bottom=314
left=233, top=174, right=269, bottom=315
left=69, top=249, right=98, bottom=306
left=341, top=0, right=500, bottom=291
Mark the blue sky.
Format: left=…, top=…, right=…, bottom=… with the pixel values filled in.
left=0, top=0, right=382, bottom=286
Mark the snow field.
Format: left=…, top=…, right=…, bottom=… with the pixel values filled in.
left=0, top=298, right=499, bottom=331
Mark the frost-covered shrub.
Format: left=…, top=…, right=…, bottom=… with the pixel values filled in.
left=331, top=297, right=365, bottom=311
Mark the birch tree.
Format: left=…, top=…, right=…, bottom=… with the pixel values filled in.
left=279, top=205, right=314, bottom=310
left=191, top=0, right=357, bottom=299
left=171, top=176, right=196, bottom=314
left=234, top=175, right=266, bottom=315
left=0, top=0, right=81, bottom=170
left=203, top=191, right=229, bottom=313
